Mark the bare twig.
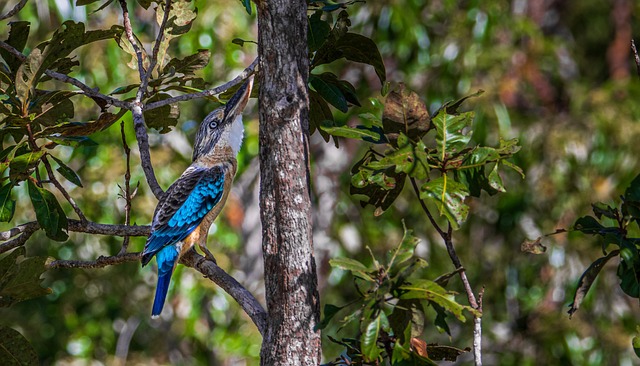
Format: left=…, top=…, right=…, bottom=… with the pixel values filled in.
left=119, top=121, right=134, bottom=254
left=181, top=249, right=268, bottom=335
left=0, top=40, right=131, bottom=109
left=41, top=155, right=88, bottom=222
left=47, top=252, right=142, bottom=269
left=0, top=0, right=27, bottom=21
left=144, top=57, right=260, bottom=111
left=631, top=40, right=640, bottom=77
left=141, top=0, right=173, bottom=95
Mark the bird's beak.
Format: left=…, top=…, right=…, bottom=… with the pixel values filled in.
left=224, top=75, right=254, bottom=120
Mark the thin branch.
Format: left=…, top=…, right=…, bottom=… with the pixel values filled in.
left=118, top=0, right=146, bottom=81
left=181, top=249, right=268, bottom=336
left=410, top=176, right=482, bottom=365
left=0, top=0, right=27, bottom=21
left=0, top=40, right=131, bottom=109
left=144, top=57, right=259, bottom=111
left=409, top=177, right=446, bottom=237
left=42, top=155, right=87, bottom=222
left=118, top=0, right=164, bottom=200
left=0, top=220, right=150, bottom=244
left=632, top=40, right=640, bottom=78
left=140, top=0, right=173, bottom=97
left=47, top=252, right=142, bottom=270
left=119, top=121, right=135, bottom=254
left=0, top=225, right=37, bottom=254
left=0, top=222, right=39, bottom=241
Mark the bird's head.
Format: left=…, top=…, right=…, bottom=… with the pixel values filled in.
left=193, top=75, right=254, bottom=161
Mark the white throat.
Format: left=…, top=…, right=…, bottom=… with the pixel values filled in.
left=229, top=114, right=244, bottom=156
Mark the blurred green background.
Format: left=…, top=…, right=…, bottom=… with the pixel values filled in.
left=2, top=0, right=640, bottom=364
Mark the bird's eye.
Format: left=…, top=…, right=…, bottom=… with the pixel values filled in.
left=209, top=121, right=218, bottom=129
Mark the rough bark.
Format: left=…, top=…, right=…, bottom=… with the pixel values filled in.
left=257, top=0, right=321, bottom=365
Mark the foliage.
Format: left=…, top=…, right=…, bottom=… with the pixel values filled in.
left=320, top=227, right=473, bottom=365
left=566, top=174, right=640, bottom=316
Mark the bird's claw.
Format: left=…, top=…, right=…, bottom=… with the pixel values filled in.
left=200, top=246, right=217, bottom=264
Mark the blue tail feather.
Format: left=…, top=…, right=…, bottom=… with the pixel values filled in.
left=152, top=269, right=173, bottom=317
left=151, top=246, right=179, bottom=317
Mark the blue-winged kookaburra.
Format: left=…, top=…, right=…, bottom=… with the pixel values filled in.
left=141, top=76, right=254, bottom=317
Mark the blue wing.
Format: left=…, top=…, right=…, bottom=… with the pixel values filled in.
left=142, top=165, right=225, bottom=266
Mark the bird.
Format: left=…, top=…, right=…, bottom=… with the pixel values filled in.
left=141, top=76, right=254, bottom=318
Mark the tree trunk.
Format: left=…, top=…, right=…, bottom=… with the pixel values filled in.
left=257, top=1, right=321, bottom=365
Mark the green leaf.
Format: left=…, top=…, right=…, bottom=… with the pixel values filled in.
left=320, top=123, right=385, bottom=143
left=567, top=249, right=619, bottom=317
left=0, top=21, right=30, bottom=74
left=144, top=93, right=180, bottom=133
left=432, top=110, right=474, bottom=161
left=313, top=32, right=386, bottom=84
left=617, top=257, right=640, bottom=298
left=329, top=257, right=371, bottom=273
left=17, top=22, right=122, bottom=103
left=27, top=180, right=68, bottom=241
left=388, top=299, right=425, bottom=344
left=0, top=326, right=38, bottom=365
left=420, top=176, right=469, bottom=229
left=9, top=150, right=44, bottom=182
left=316, top=303, right=344, bottom=331
left=382, top=84, right=430, bottom=145
left=487, top=162, right=506, bottom=193
left=350, top=151, right=407, bottom=215
left=162, top=49, right=210, bottom=76
left=0, top=247, right=52, bottom=308
left=50, top=156, right=83, bottom=187
left=361, top=313, right=383, bottom=362
left=29, top=90, right=77, bottom=127
left=308, top=11, right=331, bottom=53
left=309, top=90, right=333, bottom=142
left=432, top=303, right=451, bottom=335
left=399, top=279, right=478, bottom=321
left=0, top=184, right=16, bottom=222
left=441, top=89, right=484, bottom=115
left=309, top=73, right=348, bottom=112
left=387, top=225, right=420, bottom=272
left=591, top=202, right=617, bottom=220
left=573, top=216, right=604, bottom=235
left=458, top=147, right=500, bottom=197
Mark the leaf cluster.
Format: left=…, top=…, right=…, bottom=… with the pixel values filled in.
left=320, top=227, right=475, bottom=365
left=307, top=7, right=386, bottom=143
left=322, top=84, right=523, bottom=229
left=567, top=174, right=640, bottom=316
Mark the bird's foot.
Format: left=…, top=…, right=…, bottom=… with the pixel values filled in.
left=200, top=246, right=217, bottom=264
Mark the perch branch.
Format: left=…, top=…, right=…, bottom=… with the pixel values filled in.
left=181, top=249, right=268, bottom=336
left=47, top=252, right=142, bottom=269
